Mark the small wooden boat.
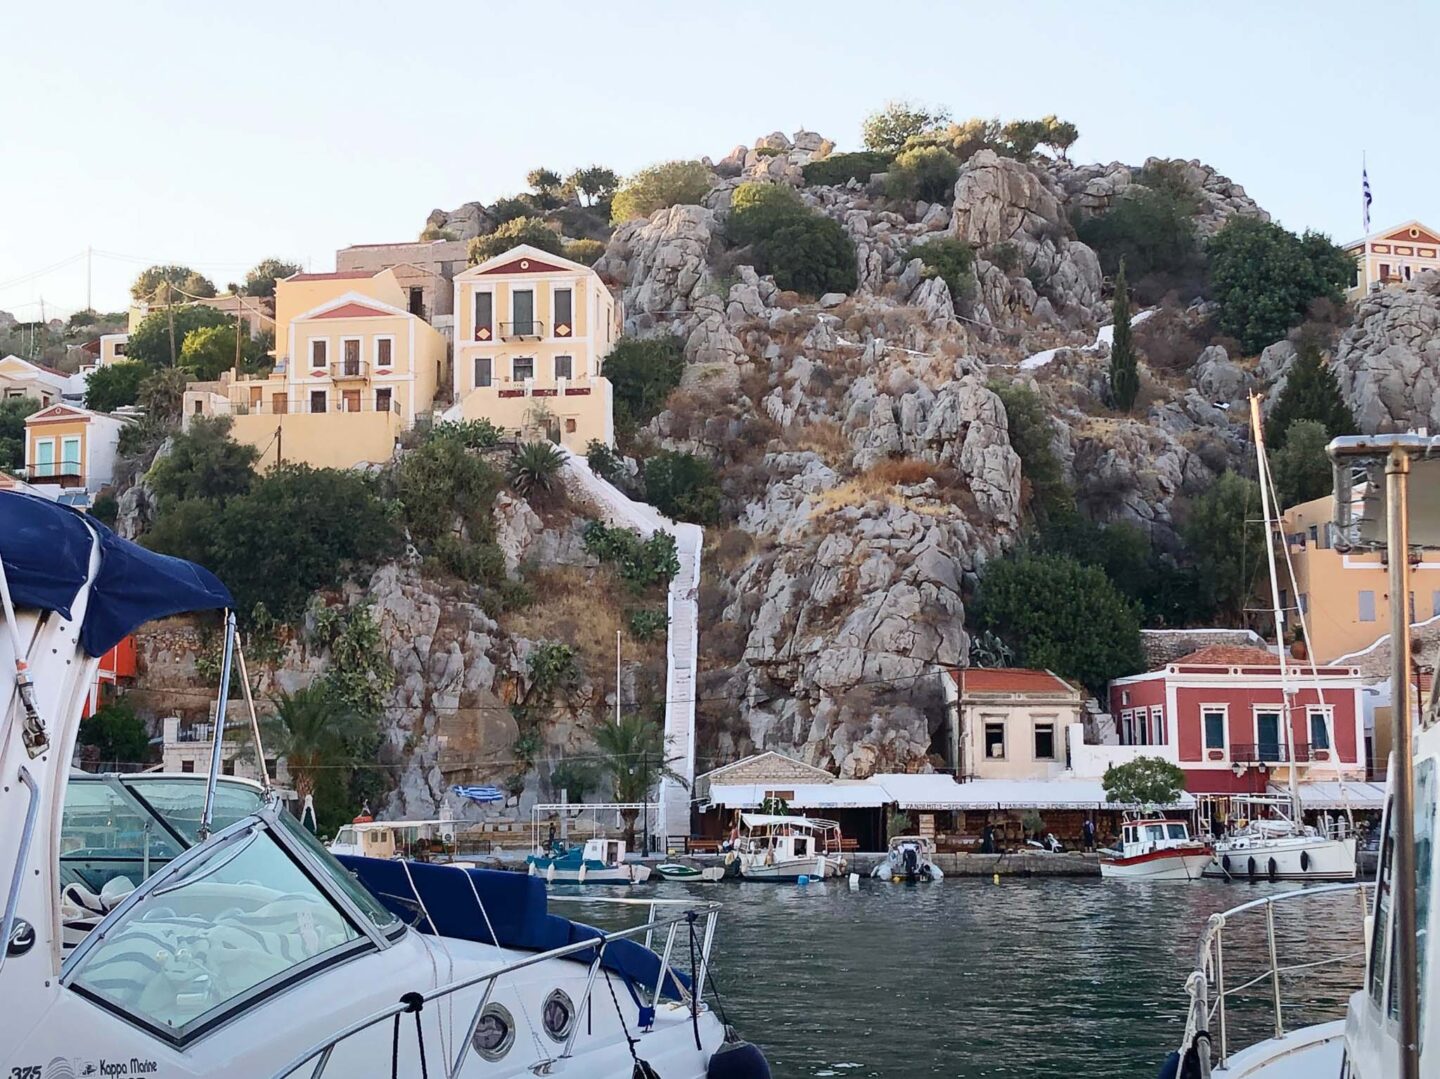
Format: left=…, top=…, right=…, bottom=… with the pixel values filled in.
left=1099, top=817, right=1212, bottom=880
left=527, top=837, right=652, bottom=884
left=655, top=863, right=725, bottom=882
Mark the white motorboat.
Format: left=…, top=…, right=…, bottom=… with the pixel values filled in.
left=1099, top=817, right=1213, bottom=880
left=1159, top=430, right=1440, bottom=1078
left=871, top=835, right=945, bottom=881
left=732, top=813, right=846, bottom=881
left=526, top=837, right=653, bottom=884
left=0, top=491, right=770, bottom=1078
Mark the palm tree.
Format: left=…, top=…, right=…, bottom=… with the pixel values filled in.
left=507, top=440, right=565, bottom=498
left=590, top=714, right=685, bottom=849
left=264, top=684, right=366, bottom=812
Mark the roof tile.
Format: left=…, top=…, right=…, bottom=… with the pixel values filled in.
left=955, top=668, right=1078, bottom=695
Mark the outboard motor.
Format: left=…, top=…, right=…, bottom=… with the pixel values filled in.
left=901, top=844, right=920, bottom=882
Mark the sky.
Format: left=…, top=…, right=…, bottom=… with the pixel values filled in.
left=3, top=0, right=1437, bottom=319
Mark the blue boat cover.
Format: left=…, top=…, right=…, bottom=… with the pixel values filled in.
left=0, top=491, right=232, bottom=656
left=337, top=856, right=691, bottom=1002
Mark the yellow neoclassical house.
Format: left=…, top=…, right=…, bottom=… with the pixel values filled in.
left=184, top=268, right=444, bottom=470
left=1343, top=219, right=1440, bottom=300
left=22, top=403, right=125, bottom=505
left=452, top=245, right=618, bottom=450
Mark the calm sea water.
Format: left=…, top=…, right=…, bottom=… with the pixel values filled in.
left=559, top=877, right=1368, bottom=1079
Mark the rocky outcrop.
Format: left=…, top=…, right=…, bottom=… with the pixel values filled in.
left=597, top=204, right=717, bottom=335
left=1190, top=344, right=1254, bottom=403
left=1332, top=272, right=1440, bottom=433
left=1054, top=157, right=1270, bottom=237
left=424, top=202, right=496, bottom=241
left=949, top=151, right=1105, bottom=326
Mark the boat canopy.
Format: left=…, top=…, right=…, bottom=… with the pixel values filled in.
left=0, top=491, right=231, bottom=655
left=739, top=813, right=838, bottom=830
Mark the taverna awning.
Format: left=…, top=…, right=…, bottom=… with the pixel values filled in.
left=1268, top=781, right=1387, bottom=811
left=709, top=782, right=888, bottom=810
left=917, top=778, right=1195, bottom=811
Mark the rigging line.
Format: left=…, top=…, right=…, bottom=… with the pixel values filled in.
left=0, top=252, right=87, bottom=292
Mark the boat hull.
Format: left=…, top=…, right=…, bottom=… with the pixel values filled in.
left=1100, top=847, right=1213, bottom=880
left=738, top=856, right=844, bottom=881
left=1204, top=835, right=1357, bottom=882
left=528, top=861, right=653, bottom=884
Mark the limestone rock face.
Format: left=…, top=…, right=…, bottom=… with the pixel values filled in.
left=425, top=202, right=496, bottom=241
left=1191, top=344, right=1254, bottom=403
left=597, top=204, right=717, bottom=334
left=1054, top=157, right=1270, bottom=237
left=1333, top=272, right=1440, bottom=432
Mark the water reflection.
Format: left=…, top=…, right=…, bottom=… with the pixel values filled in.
left=559, top=877, right=1367, bottom=1078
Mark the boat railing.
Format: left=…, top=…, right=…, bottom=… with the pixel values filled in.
left=1177, top=882, right=1373, bottom=1073
left=269, top=893, right=722, bottom=1079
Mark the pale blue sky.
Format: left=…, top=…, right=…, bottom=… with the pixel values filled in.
left=3, top=0, right=1435, bottom=318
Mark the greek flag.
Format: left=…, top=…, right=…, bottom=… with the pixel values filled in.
left=1363, top=166, right=1373, bottom=232
left=451, top=784, right=504, bottom=804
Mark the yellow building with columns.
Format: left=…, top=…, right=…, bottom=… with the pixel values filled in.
left=1343, top=219, right=1440, bottom=300
left=452, top=245, right=618, bottom=450
left=184, top=268, right=444, bottom=470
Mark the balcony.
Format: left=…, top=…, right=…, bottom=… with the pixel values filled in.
left=21, top=462, right=84, bottom=487
left=498, top=320, right=545, bottom=342
left=1232, top=742, right=1313, bottom=766
left=331, top=359, right=370, bottom=381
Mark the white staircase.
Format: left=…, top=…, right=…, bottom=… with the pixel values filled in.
left=559, top=450, right=701, bottom=849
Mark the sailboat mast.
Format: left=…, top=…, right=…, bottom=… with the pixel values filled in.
left=1248, top=396, right=1301, bottom=818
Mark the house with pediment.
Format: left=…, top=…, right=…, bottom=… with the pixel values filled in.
left=183, top=267, right=444, bottom=469
left=1343, top=219, right=1440, bottom=299
left=22, top=403, right=125, bottom=506
left=451, top=245, right=619, bottom=451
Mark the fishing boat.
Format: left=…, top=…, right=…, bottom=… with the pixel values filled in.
left=870, top=835, right=945, bottom=881
left=732, top=813, right=846, bottom=881
left=527, top=836, right=653, bottom=884
left=0, top=491, right=769, bottom=1078
left=1160, top=430, right=1439, bottom=1078
left=1099, top=816, right=1213, bottom=880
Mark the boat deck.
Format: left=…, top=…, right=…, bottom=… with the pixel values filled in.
left=1212, top=1021, right=1345, bottom=1078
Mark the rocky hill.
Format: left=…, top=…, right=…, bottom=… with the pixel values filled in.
left=125, top=125, right=1440, bottom=815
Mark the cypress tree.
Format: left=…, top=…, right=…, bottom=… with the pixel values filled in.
left=1109, top=262, right=1139, bottom=412
left=1264, top=338, right=1356, bottom=448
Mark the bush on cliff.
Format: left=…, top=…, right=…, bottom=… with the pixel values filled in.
left=885, top=145, right=960, bottom=203
left=610, top=160, right=712, bottom=223
left=726, top=182, right=858, bottom=297
left=802, top=151, right=893, bottom=187
left=604, top=336, right=685, bottom=431
left=468, top=217, right=564, bottom=263
left=643, top=450, right=722, bottom=524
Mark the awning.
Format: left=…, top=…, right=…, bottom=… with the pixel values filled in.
left=871, top=773, right=967, bottom=809
left=709, top=782, right=887, bottom=810
left=1269, top=781, right=1387, bottom=811
left=895, top=777, right=1195, bottom=811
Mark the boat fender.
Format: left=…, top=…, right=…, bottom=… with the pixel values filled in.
left=707, top=1037, right=772, bottom=1079
left=1247, top=857, right=1257, bottom=881
left=1300, top=851, right=1310, bottom=872
left=797, top=874, right=809, bottom=886
left=1221, top=855, right=1231, bottom=872
left=1267, top=858, right=1278, bottom=882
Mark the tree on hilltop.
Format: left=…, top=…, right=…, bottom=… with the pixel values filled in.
left=244, top=258, right=303, bottom=299
left=861, top=100, right=951, bottom=155
left=130, top=265, right=216, bottom=303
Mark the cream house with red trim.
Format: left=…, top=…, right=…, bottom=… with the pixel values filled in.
left=184, top=268, right=444, bottom=470
left=0, top=354, right=87, bottom=407
left=452, top=245, right=618, bottom=450
left=22, top=403, right=125, bottom=505
left=1343, top=219, right=1440, bottom=299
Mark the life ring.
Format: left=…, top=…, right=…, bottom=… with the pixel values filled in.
left=1300, top=851, right=1310, bottom=872
left=1267, top=858, right=1278, bottom=882
left=1247, top=857, right=1257, bottom=881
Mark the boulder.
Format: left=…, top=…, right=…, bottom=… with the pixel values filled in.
left=597, top=204, right=717, bottom=332
left=1332, top=272, right=1440, bottom=432
left=1191, top=344, right=1254, bottom=403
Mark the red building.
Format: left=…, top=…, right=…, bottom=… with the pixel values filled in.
left=81, top=635, right=137, bottom=719
left=1107, top=645, right=1366, bottom=796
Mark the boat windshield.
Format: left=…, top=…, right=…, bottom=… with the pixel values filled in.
left=59, top=776, right=263, bottom=894
left=272, top=808, right=399, bottom=933
left=1166, top=823, right=1188, bottom=841
left=66, top=819, right=370, bottom=1044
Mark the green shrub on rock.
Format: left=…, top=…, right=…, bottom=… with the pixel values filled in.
left=610, top=160, right=713, bottom=223
left=802, top=151, right=893, bottom=187
left=886, top=145, right=960, bottom=203
left=910, top=237, right=975, bottom=300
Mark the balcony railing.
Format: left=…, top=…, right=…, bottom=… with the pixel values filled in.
left=173, top=723, right=215, bottom=744
left=1231, top=742, right=1313, bottom=765
left=330, top=359, right=370, bottom=380
left=21, top=462, right=83, bottom=483
left=498, top=319, right=545, bottom=341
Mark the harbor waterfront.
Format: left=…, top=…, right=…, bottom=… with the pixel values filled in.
left=561, top=877, right=1369, bottom=1078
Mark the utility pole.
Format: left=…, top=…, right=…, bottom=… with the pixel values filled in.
left=166, top=281, right=177, bottom=368
left=642, top=750, right=649, bottom=856
left=85, top=246, right=92, bottom=315
left=615, top=630, right=621, bottom=725
left=234, top=289, right=244, bottom=374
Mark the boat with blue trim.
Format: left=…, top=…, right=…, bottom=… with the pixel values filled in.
left=527, top=837, right=653, bottom=884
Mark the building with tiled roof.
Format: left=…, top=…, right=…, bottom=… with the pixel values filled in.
left=1109, top=645, right=1366, bottom=796
left=1342, top=219, right=1440, bottom=299
left=943, top=667, right=1083, bottom=782
left=337, top=238, right=471, bottom=323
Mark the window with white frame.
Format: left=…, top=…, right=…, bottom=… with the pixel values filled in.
left=1150, top=705, right=1166, bottom=746
left=474, top=291, right=493, bottom=341
left=310, top=339, right=327, bottom=368
left=1309, top=707, right=1332, bottom=751
left=553, top=288, right=573, bottom=337
left=554, top=355, right=572, bottom=380
left=375, top=338, right=393, bottom=368
left=1033, top=721, right=1056, bottom=760
left=341, top=338, right=361, bottom=375
left=1202, top=707, right=1226, bottom=750
left=512, top=357, right=535, bottom=381
left=983, top=720, right=1006, bottom=759
left=474, top=357, right=492, bottom=388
